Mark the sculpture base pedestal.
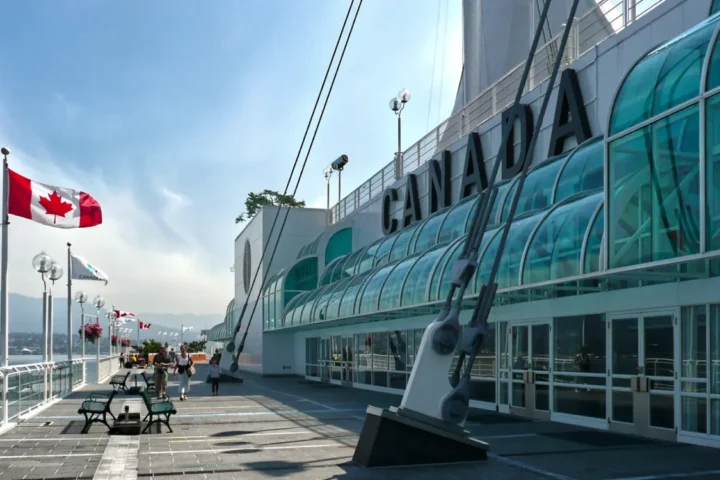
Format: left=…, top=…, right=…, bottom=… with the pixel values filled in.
left=352, top=406, right=488, bottom=468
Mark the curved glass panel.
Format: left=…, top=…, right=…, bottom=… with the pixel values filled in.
left=497, top=213, right=545, bottom=289
left=488, top=181, right=511, bottom=226
left=713, top=0, right=720, bottom=16
left=432, top=239, right=464, bottom=302
left=438, top=196, right=477, bottom=244
left=342, top=248, right=364, bottom=277
left=285, top=257, right=319, bottom=292
left=411, top=208, right=449, bottom=254
left=323, top=277, right=353, bottom=321
left=378, top=255, right=420, bottom=310
left=374, top=234, right=398, bottom=267
left=298, top=287, right=325, bottom=325
left=584, top=206, right=604, bottom=274
left=475, top=229, right=503, bottom=291
left=523, top=192, right=603, bottom=285
left=500, top=178, right=519, bottom=223
left=311, top=284, right=338, bottom=322
left=285, top=291, right=309, bottom=326
left=358, top=263, right=397, bottom=314
left=554, top=137, right=604, bottom=203
left=337, top=273, right=370, bottom=318
left=356, top=239, right=382, bottom=274
left=609, top=105, right=700, bottom=267
left=610, top=16, right=718, bottom=135
left=401, top=244, right=448, bottom=306
left=516, top=156, right=567, bottom=216
left=325, top=228, right=352, bottom=265
left=389, top=224, right=419, bottom=262
left=319, top=256, right=343, bottom=286
left=329, top=254, right=351, bottom=284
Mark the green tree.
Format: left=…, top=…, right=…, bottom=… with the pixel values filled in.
left=187, top=340, right=207, bottom=353
left=140, top=339, right=163, bottom=354
left=235, top=189, right=305, bottom=224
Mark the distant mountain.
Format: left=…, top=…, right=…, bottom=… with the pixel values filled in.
left=7, top=293, right=221, bottom=342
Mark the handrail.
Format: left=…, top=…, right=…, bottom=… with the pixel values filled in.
left=329, top=0, right=666, bottom=225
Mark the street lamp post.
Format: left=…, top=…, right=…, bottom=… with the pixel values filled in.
left=47, top=263, right=64, bottom=365
left=108, top=310, right=118, bottom=356
left=390, top=88, right=411, bottom=180
left=75, top=291, right=88, bottom=383
left=323, top=166, right=334, bottom=225
left=93, top=295, right=105, bottom=383
left=32, top=253, right=54, bottom=365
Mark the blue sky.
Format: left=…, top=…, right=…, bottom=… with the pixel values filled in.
left=0, top=0, right=462, bottom=314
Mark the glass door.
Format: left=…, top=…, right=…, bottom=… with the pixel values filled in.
left=609, top=311, right=677, bottom=441
left=319, top=337, right=331, bottom=383
left=330, top=336, right=342, bottom=384
left=498, top=321, right=510, bottom=413
left=509, top=320, right=552, bottom=420
left=342, top=335, right=354, bottom=384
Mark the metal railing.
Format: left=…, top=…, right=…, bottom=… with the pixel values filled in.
left=0, top=356, right=120, bottom=431
left=329, top=0, right=665, bottom=224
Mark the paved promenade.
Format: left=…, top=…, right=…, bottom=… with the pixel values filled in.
left=0, top=365, right=719, bottom=479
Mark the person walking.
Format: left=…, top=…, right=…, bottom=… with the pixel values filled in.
left=208, top=357, right=221, bottom=396
left=152, top=346, right=173, bottom=400
left=173, top=345, right=194, bottom=401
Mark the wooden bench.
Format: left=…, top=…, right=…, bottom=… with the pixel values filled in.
left=140, top=391, right=176, bottom=433
left=109, top=372, right=131, bottom=393
left=78, top=390, right=117, bottom=433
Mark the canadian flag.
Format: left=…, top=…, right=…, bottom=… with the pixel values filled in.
left=8, top=169, right=102, bottom=229
left=139, top=321, right=152, bottom=330
left=113, top=310, right=135, bottom=318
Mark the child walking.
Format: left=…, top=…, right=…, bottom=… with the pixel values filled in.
left=209, top=358, right=221, bottom=396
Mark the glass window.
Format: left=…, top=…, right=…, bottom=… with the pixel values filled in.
left=430, top=239, right=464, bottom=302
left=711, top=304, right=720, bottom=395
left=284, top=292, right=307, bottom=326
left=358, top=264, right=396, bottom=314
left=497, top=213, right=544, bottom=289
left=356, top=240, right=382, bottom=274
left=608, top=105, right=700, bottom=268
left=706, top=94, right=720, bottom=250
left=401, top=244, right=448, bottom=306
left=389, top=223, right=419, bottom=262
left=285, top=257, right=319, bottom=292
left=372, top=332, right=389, bottom=387
left=489, top=181, right=511, bottom=226
left=374, top=234, right=398, bottom=267
left=298, top=288, right=324, bottom=325
left=311, top=284, right=339, bottom=322
left=554, top=137, right=604, bottom=203
left=330, top=255, right=350, bottom=284
left=319, top=257, right=341, bottom=286
left=343, top=248, right=364, bottom=276
left=523, top=192, right=603, bottom=284
left=437, top=196, right=477, bottom=244
left=713, top=0, right=720, bottom=16
left=583, top=206, right=604, bottom=274
left=500, top=178, right=519, bottom=223
left=411, top=209, right=449, bottom=254
left=610, top=16, right=718, bottom=135
left=324, top=278, right=352, bottom=321
left=475, top=229, right=503, bottom=291
left=325, top=228, right=352, bottom=265
left=516, top=156, right=567, bottom=216
left=338, top=273, right=370, bottom=318
left=378, top=256, right=418, bottom=310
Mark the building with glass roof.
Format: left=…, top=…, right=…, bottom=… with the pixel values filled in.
left=216, top=0, right=720, bottom=448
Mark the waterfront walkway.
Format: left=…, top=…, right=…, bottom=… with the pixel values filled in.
left=0, top=366, right=719, bottom=479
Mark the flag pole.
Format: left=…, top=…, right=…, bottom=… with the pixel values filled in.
left=0, top=148, right=10, bottom=368
left=67, top=243, right=72, bottom=363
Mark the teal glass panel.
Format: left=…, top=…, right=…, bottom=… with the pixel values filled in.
left=411, top=209, right=449, bottom=254
left=311, top=285, right=337, bottom=322
left=288, top=292, right=309, bottom=326
left=298, top=288, right=324, bottom=325
left=584, top=206, right=604, bottom=274
left=554, top=137, right=604, bottom=203
left=319, top=256, right=340, bottom=286
left=489, top=181, right=511, bottom=226
left=356, top=241, right=382, bottom=274
left=330, top=255, right=350, bottom=284
left=500, top=179, right=519, bottom=223
left=342, top=248, right=364, bottom=277
left=324, top=278, right=352, bottom=320
left=285, top=257, right=318, bottom=291
left=497, top=213, right=544, bottom=289
left=325, top=228, right=352, bottom=265
left=433, top=240, right=464, bottom=302
left=401, top=245, right=448, bottom=306
left=378, top=255, right=419, bottom=310
left=610, top=16, right=718, bottom=135
left=389, top=224, right=419, bottom=262
left=374, top=234, right=398, bottom=267
left=437, top=196, right=476, bottom=244
left=608, top=105, right=700, bottom=268
left=338, top=273, right=370, bottom=318
left=358, top=264, right=396, bottom=314
left=706, top=94, right=720, bottom=250
left=516, top=155, right=567, bottom=216
left=523, top=192, right=602, bottom=285
left=713, top=0, right=720, bottom=16
left=263, top=293, right=270, bottom=329
left=475, top=229, right=503, bottom=291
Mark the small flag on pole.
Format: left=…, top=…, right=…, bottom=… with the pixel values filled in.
left=113, top=310, right=135, bottom=318
left=8, top=169, right=102, bottom=228
left=139, top=321, right=152, bottom=330
left=71, top=255, right=109, bottom=283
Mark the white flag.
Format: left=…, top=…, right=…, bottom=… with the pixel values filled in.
left=71, top=254, right=109, bottom=283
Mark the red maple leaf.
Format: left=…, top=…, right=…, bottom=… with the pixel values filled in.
left=39, top=191, right=74, bottom=224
